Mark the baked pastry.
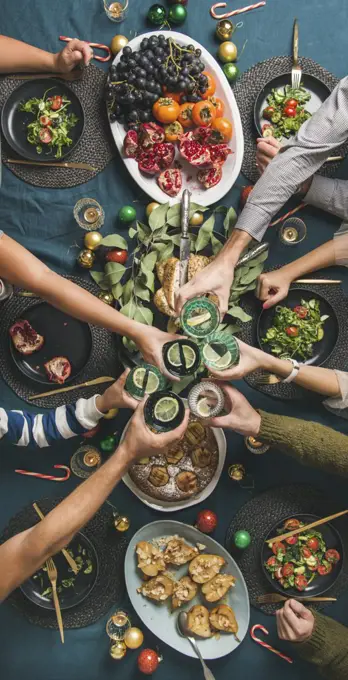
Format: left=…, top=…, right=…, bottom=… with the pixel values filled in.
left=136, top=541, right=165, bottom=577
left=187, top=605, right=212, bottom=638
left=44, top=356, right=71, bottom=384
left=172, top=576, right=198, bottom=609
left=165, top=446, right=184, bottom=465
left=148, top=466, right=169, bottom=487
left=201, top=574, right=236, bottom=603
left=184, top=421, right=205, bottom=447
left=9, top=319, right=44, bottom=355
left=176, top=471, right=198, bottom=494
left=138, top=575, right=174, bottom=602
left=164, top=538, right=198, bottom=566
left=209, top=605, right=238, bottom=634
left=189, top=554, right=225, bottom=584
left=190, top=447, right=212, bottom=468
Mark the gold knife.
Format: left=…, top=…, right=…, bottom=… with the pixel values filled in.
left=295, top=278, right=342, bottom=284
left=6, top=158, right=97, bottom=171
left=28, top=376, right=115, bottom=400
left=12, top=72, right=82, bottom=81
left=33, top=503, right=79, bottom=575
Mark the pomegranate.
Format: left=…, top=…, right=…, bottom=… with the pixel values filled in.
left=153, top=142, right=175, bottom=169
left=193, top=127, right=215, bottom=145
left=9, top=319, right=44, bottom=355
left=197, top=165, right=223, bottom=189
left=240, top=185, right=253, bottom=207
left=158, top=168, right=182, bottom=197
left=44, top=356, right=72, bottom=384
left=138, top=122, right=165, bottom=149
left=124, top=130, right=139, bottom=159
left=179, top=139, right=211, bottom=168
left=209, top=144, right=232, bottom=165
left=138, top=150, right=160, bottom=175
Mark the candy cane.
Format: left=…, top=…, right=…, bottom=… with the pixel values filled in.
left=15, top=464, right=71, bottom=482
left=210, top=2, right=266, bottom=20
left=269, top=203, right=305, bottom=227
left=250, top=625, right=293, bottom=664
left=59, top=36, right=112, bottom=62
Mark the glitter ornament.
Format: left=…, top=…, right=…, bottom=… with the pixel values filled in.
left=223, top=62, right=240, bottom=83
left=84, top=231, right=103, bottom=250
left=137, top=649, right=161, bottom=675
left=228, top=463, right=245, bottom=481
left=114, top=514, right=130, bottom=532
left=110, top=35, right=129, bottom=55
left=196, top=509, right=218, bottom=534
left=233, top=529, right=251, bottom=549
left=124, top=627, right=144, bottom=649
left=109, top=640, right=127, bottom=659
left=147, top=4, right=167, bottom=25
left=77, top=249, right=95, bottom=269
left=97, top=291, right=114, bottom=305
left=216, top=19, right=234, bottom=41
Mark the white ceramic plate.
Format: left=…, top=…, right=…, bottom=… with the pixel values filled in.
left=125, top=520, right=250, bottom=659
left=121, top=409, right=226, bottom=512
left=108, top=30, right=244, bottom=206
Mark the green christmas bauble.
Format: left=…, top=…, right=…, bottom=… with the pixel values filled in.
left=118, top=205, right=137, bottom=223
left=223, top=62, right=240, bottom=83
left=100, top=435, right=117, bottom=452
left=168, top=4, right=187, bottom=24
left=147, top=4, right=167, bottom=25
left=233, top=530, right=251, bottom=550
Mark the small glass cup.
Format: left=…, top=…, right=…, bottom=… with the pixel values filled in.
left=202, top=332, right=240, bottom=371
left=103, top=0, right=128, bottom=22
left=162, top=339, right=201, bottom=378
left=188, top=381, right=225, bottom=419
left=180, top=297, right=220, bottom=339
left=73, top=198, right=105, bottom=231
left=279, top=217, right=307, bottom=246
left=144, top=391, right=186, bottom=433
left=125, top=363, right=167, bottom=400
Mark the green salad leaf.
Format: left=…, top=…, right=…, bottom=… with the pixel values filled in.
left=262, top=298, right=329, bottom=360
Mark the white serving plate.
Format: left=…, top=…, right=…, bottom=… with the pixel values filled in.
left=125, top=520, right=250, bottom=659
left=108, top=30, right=244, bottom=206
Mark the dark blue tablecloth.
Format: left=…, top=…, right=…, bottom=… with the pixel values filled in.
left=1, top=1, right=348, bottom=679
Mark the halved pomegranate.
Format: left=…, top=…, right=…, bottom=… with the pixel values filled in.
left=124, top=130, right=139, bottom=159
left=138, top=122, right=165, bottom=149
left=153, top=142, right=175, bottom=169
left=9, top=319, right=44, bottom=355
left=138, top=150, right=160, bottom=175
left=179, top=139, right=211, bottom=168
left=197, top=165, right=223, bottom=189
left=158, top=168, right=182, bottom=197
left=44, top=356, right=72, bottom=384
left=209, top=144, right=232, bottom=165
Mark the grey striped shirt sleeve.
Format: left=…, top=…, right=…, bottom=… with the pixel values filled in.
left=235, top=76, right=348, bottom=241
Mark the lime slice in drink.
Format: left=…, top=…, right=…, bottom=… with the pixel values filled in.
left=196, top=397, right=212, bottom=418
left=187, top=311, right=211, bottom=328
left=203, top=343, right=222, bottom=364
left=133, top=367, right=159, bottom=394
left=167, top=342, right=181, bottom=366
left=167, top=343, right=196, bottom=369
left=154, top=396, right=179, bottom=423
left=214, top=350, right=232, bottom=370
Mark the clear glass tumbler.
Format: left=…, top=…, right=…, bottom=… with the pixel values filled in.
left=103, top=0, right=129, bottom=22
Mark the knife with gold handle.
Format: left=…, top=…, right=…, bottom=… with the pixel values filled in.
left=28, top=376, right=115, bottom=400
left=6, top=159, right=97, bottom=171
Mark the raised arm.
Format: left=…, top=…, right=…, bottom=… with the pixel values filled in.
left=0, top=401, right=189, bottom=601
left=0, top=35, right=92, bottom=73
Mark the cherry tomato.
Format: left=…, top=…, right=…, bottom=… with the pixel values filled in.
left=286, top=326, right=299, bottom=337
left=106, top=249, right=128, bottom=264
left=200, top=72, right=216, bottom=99
left=307, top=556, right=320, bottom=572
left=39, top=115, right=52, bottom=126
left=295, top=574, right=308, bottom=591
left=318, top=562, right=332, bottom=576
left=153, top=97, right=180, bottom=124
left=262, top=105, right=275, bottom=120
left=284, top=105, right=297, bottom=117
left=282, top=562, right=294, bottom=577
left=39, top=127, right=52, bottom=144
left=266, top=556, right=278, bottom=567
left=50, top=95, right=63, bottom=111
left=307, top=537, right=320, bottom=552
left=272, top=541, right=286, bottom=556
left=177, top=102, right=195, bottom=128
left=325, top=549, right=341, bottom=563
left=284, top=518, right=301, bottom=530
left=275, top=567, right=283, bottom=580
left=294, top=305, right=308, bottom=319
left=302, top=547, right=313, bottom=559
left=286, top=98, right=298, bottom=108
left=286, top=536, right=298, bottom=545
left=192, top=100, right=216, bottom=127
left=161, top=87, right=182, bottom=103
left=208, top=96, right=224, bottom=118
left=164, top=121, right=184, bottom=142
left=211, top=116, right=233, bottom=142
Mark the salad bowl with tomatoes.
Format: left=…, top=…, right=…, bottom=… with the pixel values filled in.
left=262, top=514, right=343, bottom=598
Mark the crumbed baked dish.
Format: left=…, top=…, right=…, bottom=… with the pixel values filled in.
left=176, top=470, right=198, bottom=494
left=187, top=605, right=212, bottom=638
left=172, top=576, right=198, bottom=609
left=138, top=575, right=174, bottom=602
left=165, top=446, right=184, bottom=465
left=189, top=554, right=225, bottom=584
left=190, top=447, right=212, bottom=468
left=148, top=466, right=169, bottom=487
left=163, top=538, right=199, bottom=566
left=184, top=421, right=206, bottom=447
left=201, top=574, right=236, bottom=603
left=136, top=541, right=165, bottom=577
left=209, top=604, right=238, bottom=634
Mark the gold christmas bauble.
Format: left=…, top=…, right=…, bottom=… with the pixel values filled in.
left=110, top=35, right=129, bottom=55
left=114, top=515, right=130, bottom=532
left=228, top=463, right=246, bottom=481
left=97, top=291, right=114, bottom=305
left=84, top=231, right=103, bottom=250
left=189, top=211, right=204, bottom=226
left=216, top=19, right=234, bottom=41
left=110, top=640, right=127, bottom=660
left=103, top=407, right=119, bottom=420
left=218, top=41, right=238, bottom=64
left=124, top=627, right=144, bottom=650
left=146, top=201, right=161, bottom=218
left=77, top=248, right=95, bottom=269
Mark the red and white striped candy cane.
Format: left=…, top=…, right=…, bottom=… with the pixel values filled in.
left=210, top=2, right=266, bottom=20
left=59, top=36, right=112, bottom=62
left=269, top=203, right=305, bottom=227
left=15, top=464, right=71, bottom=482
left=250, top=624, right=293, bottom=664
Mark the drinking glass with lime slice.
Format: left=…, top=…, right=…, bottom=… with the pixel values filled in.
left=188, top=381, right=225, bottom=418
left=163, top=339, right=201, bottom=378
left=125, top=364, right=167, bottom=400
left=181, top=297, right=220, bottom=339
left=202, top=332, right=240, bottom=371
left=144, top=391, right=186, bottom=433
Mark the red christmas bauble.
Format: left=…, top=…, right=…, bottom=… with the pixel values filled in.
left=137, top=649, right=160, bottom=675
left=81, top=423, right=101, bottom=439
left=196, top=509, right=218, bottom=534
left=169, top=0, right=188, bottom=4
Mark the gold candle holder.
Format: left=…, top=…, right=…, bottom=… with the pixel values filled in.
left=103, top=0, right=128, bottom=22
left=279, top=218, right=307, bottom=246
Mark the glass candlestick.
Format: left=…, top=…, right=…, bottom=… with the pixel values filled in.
left=279, top=217, right=307, bottom=246
left=103, top=0, right=128, bottom=22
left=73, top=198, right=105, bottom=231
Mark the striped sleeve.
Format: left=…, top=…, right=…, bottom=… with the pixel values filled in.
left=0, top=396, right=104, bottom=448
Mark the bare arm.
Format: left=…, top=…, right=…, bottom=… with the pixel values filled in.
left=0, top=35, right=92, bottom=73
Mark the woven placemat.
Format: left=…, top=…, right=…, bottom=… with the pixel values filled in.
left=0, top=497, right=128, bottom=629
left=237, top=274, right=348, bottom=400
left=0, top=276, right=122, bottom=408
left=0, top=65, right=116, bottom=188
left=233, top=56, right=347, bottom=184
left=225, top=484, right=348, bottom=615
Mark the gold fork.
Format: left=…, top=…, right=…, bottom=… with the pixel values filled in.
left=46, top=557, right=64, bottom=643
left=257, top=593, right=337, bottom=604
left=255, top=373, right=281, bottom=385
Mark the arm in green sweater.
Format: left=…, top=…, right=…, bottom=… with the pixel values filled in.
left=298, top=611, right=348, bottom=680
left=258, top=411, right=348, bottom=477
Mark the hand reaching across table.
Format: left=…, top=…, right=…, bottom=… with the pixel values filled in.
left=54, top=39, right=93, bottom=73
left=277, top=599, right=314, bottom=643
left=0, top=35, right=92, bottom=74
left=205, top=383, right=261, bottom=438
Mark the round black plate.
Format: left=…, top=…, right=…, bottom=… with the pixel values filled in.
left=20, top=532, right=99, bottom=610
left=257, top=288, right=338, bottom=366
left=261, top=513, right=343, bottom=598
left=254, top=72, right=330, bottom=137
left=1, top=78, right=85, bottom=161
left=9, top=302, right=92, bottom=385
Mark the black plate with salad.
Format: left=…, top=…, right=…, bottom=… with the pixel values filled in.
left=20, top=532, right=98, bottom=610
left=254, top=72, right=330, bottom=139
left=1, top=78, right=84, bottom=161
left=262, top=514, right=343, bottom=597
left=258, top=288, right=338, bottom=366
